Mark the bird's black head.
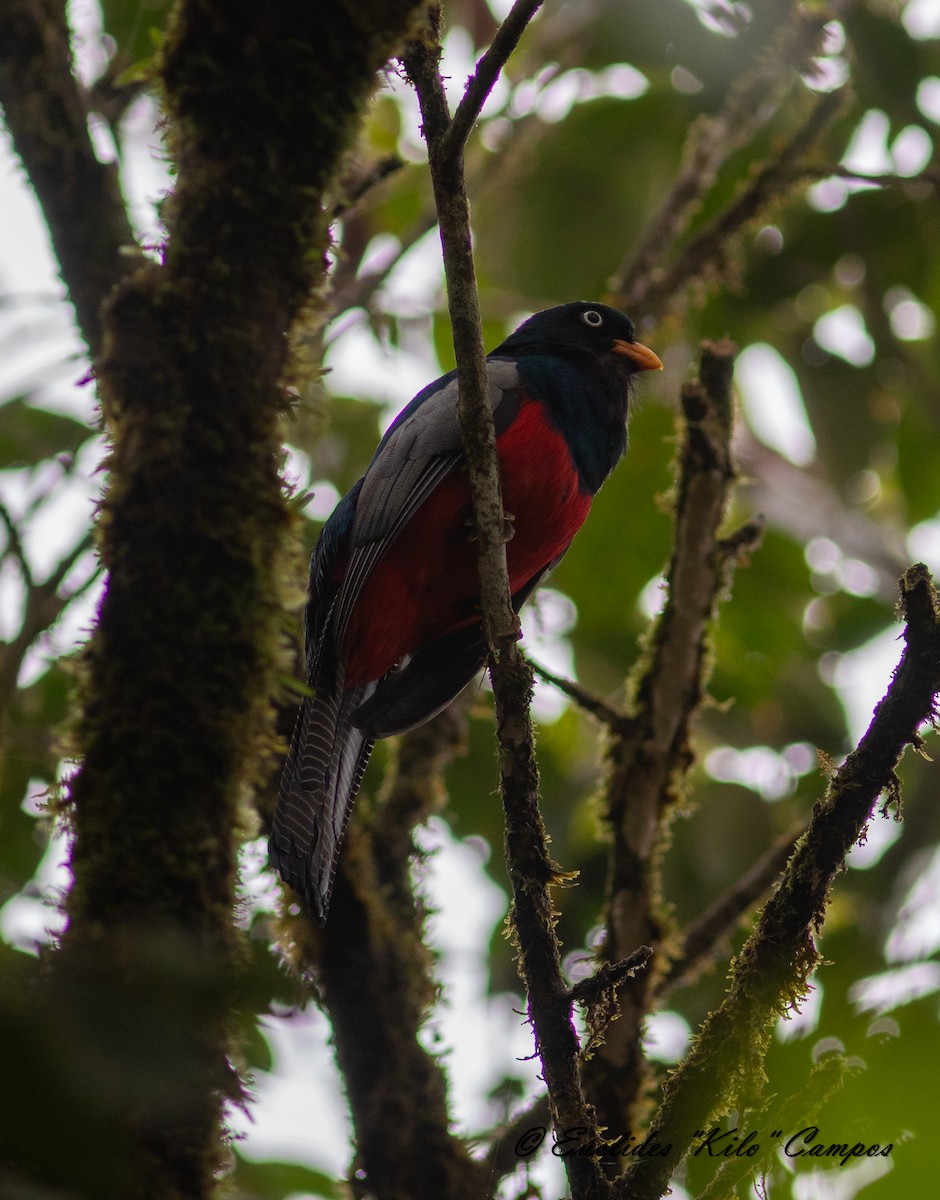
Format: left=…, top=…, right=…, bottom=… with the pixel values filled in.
left=492, top=301, right=663, bottom=375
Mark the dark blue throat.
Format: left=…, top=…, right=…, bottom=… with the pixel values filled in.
left=510, top=355, right=630, bottom=494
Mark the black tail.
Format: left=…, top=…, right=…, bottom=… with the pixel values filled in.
left=350, top=624, right=489, bottom=739
left=270, top=675, right=376, bottom=924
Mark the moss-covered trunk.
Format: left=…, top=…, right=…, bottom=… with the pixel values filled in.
left=42, top=3, right=424, bottom=1196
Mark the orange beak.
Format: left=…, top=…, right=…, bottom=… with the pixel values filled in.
left=612, top=338, right=664, bottom=372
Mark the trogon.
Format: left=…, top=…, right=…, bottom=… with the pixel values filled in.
left=271, top=301, right=662, bottom=922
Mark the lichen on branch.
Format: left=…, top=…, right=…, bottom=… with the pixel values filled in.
left=617, top=564, right=940, bottom=1200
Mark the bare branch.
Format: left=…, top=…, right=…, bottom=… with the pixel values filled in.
left=0, top=531, right=95, bottom=713
left=0, top=499, right=33, bottom=589
left=442, top=0, right=545, bottom=159
left=628, top=89, right=847, bottom=322
left=481, top=1093, right=551, bottom=1183
left=404, top=8, right=610, bottom=1196
left=803, top=163, right=940, bottom=190
left=326, top=103, right=552, bottom=322
left=528, top=654, right=631, bottom=732
left=328, top=153, right=406, bottom=221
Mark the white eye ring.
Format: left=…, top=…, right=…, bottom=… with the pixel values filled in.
left=581, top=309, right=603, bottom=327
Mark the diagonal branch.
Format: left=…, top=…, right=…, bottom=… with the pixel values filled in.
left=611, top=6, right=832, bottom=315
left=442, top=0, right=545, bottom=159
left=691, top=1055, right=853, bottom=1200
left=0, top=498, right=34, bottom=589
left=528, top=655, right=631, bottom=732
left=623, top=88, right=846, bottom=322
left=0, top=0, right=142, bottom=356
left=616, top=564, right=940, bottom=1200
left=0, top=531, right=95, bottom=713
left=658, top=818, right=806, bottom=995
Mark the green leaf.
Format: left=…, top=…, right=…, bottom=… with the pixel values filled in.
left=99, top=0, right=173, bottom=67
left=227, top=1151, right=341, bottom=1200
left=0, top=398, right=94, bottom=468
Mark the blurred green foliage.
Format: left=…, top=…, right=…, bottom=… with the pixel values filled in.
left=2, top=0, right=940, bottom=1197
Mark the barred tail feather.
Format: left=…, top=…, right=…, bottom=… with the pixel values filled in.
left=270, top=676, right=376, bottom=924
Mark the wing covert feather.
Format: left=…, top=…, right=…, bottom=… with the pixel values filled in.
left=334, top=358, right=521, bottom=652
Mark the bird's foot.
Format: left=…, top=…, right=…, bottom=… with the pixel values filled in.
left=463, top=512, right=516, bottom=543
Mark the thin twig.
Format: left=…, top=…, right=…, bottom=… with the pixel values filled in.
left=327, top=101, right=551, bottom=321
left=804, top=164, right=940, bottom=189
left=0, top=531, right=95, bottom=711
left=442, top=0, right=545, bottom=159
left=659, top=818, right=806, bottom=994
left=631, top=88, right=847, bottom=321
left=528, top=655, right=630, bottom=732
left=0, top=499, right=34, bottom=588
left=481, top=1093, right=551, bottom=1182
left=329, top=154, right=405, bottom=221
left=569, top=947, right=653, bottom=1012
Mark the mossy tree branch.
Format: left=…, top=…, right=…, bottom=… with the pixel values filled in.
left=38, top=2, right=426, bottom=1197
left=584, top=342, right=763, bottom=1131
left=616, top=564, right=940, bottom=1200
left=625, top=89, right=847, bottom=323
left=691, top=1055, right=853, bottom=1200
left=0, top=0, right=142, bottom=357
left=611, top=6, right=831, bottom=317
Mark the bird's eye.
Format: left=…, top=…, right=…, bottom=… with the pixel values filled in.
left=581, top=309, right=604, bottom=328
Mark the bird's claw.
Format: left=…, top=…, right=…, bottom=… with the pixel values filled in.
left=464, top=512, right=516, bottom=543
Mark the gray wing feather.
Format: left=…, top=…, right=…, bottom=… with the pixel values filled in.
left=335, top=359, right=520, bottom=650
left=352, top=359, right=520, bottom=545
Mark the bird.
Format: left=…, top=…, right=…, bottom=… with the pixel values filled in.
left=271, top=301, right=662, bottom=923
